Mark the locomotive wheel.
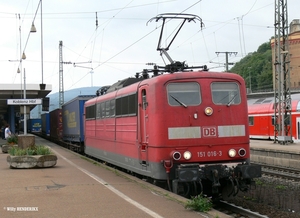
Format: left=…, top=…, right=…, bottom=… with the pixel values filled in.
left=176, top=182, right=191, bottom=198
left=221, top=183, right=237, bottom=201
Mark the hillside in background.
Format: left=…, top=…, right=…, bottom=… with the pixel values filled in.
left=229, top=41, right=273, bottom=93
left=30, top=86, right=100, bottom=118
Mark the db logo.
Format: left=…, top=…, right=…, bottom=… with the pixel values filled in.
left=203, top=127, right=217, bottom=137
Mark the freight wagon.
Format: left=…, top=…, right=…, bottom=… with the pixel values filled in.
left=62, top=95, right=95, bottom=151
left=49, top=109, right=62, bottom=142
left=41, top=113, right=50, bottom=136
left=27, top=119, right=42, bottom=133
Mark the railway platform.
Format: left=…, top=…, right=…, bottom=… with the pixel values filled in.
left=250, top=139, right=300, bottom=170
left=0, top=136, right=230, bottom=218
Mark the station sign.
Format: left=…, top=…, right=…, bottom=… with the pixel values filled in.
left=7, top=99, right=42, bottom=105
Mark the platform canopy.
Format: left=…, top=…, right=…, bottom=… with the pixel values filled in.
left=0, top=83, right=52, bottom=116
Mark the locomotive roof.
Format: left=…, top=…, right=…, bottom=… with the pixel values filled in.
left=247, top=93, right=300, bottom=106
left=106, top=77, right=144, bottom=93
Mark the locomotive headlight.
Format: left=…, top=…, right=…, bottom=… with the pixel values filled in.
left=171, top=151, right=181, bottom=161
left=238, top=148, right=246, bottom=157
left=183, top=151, right=192, bottom=160
left=228, top=149, right=237, bottom=157
left=204, top=107, right=213, bottom=116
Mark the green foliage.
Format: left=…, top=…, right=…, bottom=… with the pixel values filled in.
left=8, top=145, right=52, bottom=156
left=275, top=185, right=287, bottom=191
left=7, top=135, right=18, bottom=144
left=184, top=195, right=213, bottom=212
left=9, top=146, right=26, bottom=156
left=35, top=145, right=52, bottom=155
left=229, top=40, right=273, bottom=92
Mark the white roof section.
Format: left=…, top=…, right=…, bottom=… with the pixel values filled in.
left=0, top=83, right=52, bottom=115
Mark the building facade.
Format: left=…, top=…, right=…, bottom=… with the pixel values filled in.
left=271, top=19, right=300, bottom=90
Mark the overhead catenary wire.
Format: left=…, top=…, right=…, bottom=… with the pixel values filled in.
left=4, top=1, right=279, bottom=92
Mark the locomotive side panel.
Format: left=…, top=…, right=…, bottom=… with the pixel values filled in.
left=84, top=89, right=140, bottom=168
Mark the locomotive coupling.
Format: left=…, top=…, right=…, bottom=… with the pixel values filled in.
left=163, top=160, right=173, bottom=174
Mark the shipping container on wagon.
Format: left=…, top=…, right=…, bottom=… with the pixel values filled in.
left=62, top=95, right=95, bottom=143
left=27, top=119, right=42, bottom=133
left=41, top=113, right=50, bottom=136
left=49, top=108, right=62, bottom=141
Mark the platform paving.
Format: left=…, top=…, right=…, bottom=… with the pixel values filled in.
left=250, top=139, right=300, bottom=170
left=0, top=136, right=230, bottom=218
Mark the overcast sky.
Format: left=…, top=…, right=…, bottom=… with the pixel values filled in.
left=0, top=0, right=299, bottom=94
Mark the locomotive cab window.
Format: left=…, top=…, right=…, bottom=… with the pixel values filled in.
left=211, top=82, right=241, bottom=105
left=167, top=82, right=201, bottom=107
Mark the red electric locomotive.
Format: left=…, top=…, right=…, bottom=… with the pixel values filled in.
left=84, top=13, right=261, bottom=198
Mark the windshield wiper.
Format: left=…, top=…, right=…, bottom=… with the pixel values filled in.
left=227, top=94, right=237, bottom=107
left=170, top=94, right=187, bottom=108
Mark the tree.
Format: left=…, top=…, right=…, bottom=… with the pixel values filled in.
left=229, top=41, right=273, bottom=92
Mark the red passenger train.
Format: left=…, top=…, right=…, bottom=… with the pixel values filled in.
left=248, top=93, right=300, bottom=142
left=84, top=70, right=261, bottom=197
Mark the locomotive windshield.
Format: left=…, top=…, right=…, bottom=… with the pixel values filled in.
left=167, top=82, right=201, bottom=107
left=211, top=82, right=241, bottom=105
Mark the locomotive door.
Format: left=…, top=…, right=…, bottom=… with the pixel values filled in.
left=138, top=86, right=149, bottom=167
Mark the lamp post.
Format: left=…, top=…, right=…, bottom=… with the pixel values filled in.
left=23, top=68, right=27, bottom=135
left=19, top=22, right=37, bottom=135
left=40, top=0, right=45, bottom=90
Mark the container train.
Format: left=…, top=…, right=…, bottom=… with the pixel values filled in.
left=38, top=70, right=261, bottom=198
left=19, top=118, right=42, bottom=133
left=248, top=93, right=300, bottom=142
left=37, top=13, right=261, bottom=198
left=40, top=95, right=95, bottom=150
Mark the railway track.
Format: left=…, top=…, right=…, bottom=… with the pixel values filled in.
left=253, top=163, right=300, bottom=181
left=214, top=200, right=268, bottom=218
left=41, top=136, right=271, bottom=217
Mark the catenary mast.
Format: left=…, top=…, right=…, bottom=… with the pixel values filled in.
left=273, top=0, right=292, bottom=144
left=59, top=41, right=64, bottom=109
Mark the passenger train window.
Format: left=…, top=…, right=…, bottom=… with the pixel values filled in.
left=297, top=101, right=300, bottom=111
left=211, top=82, right=241, bottom=105
left=167, top=82, right=201, bottom=106
left=249, top=116, right=254, bottom=126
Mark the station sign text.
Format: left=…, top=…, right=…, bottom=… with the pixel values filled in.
left=7, top=99, right=42, bottom=105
